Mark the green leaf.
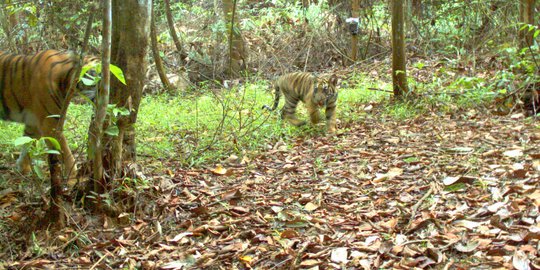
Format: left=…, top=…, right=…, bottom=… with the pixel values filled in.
left=14, top=136, right=34, bottom=146
left=81, top=76, right=97, bottom=86
left=42, top=137, right=61, bottom=150
left=33, top=164, right=45, bottom=180
left=80, top=63, right=99, bottom=80
left=413, top=62, right=425, bottom=69
left=444, top=183, right=467, bottom=192
left=110, top=64, right=127, bottom=85
left=116, top=107, right=130, bottom=116
left=44, top=149, right=61, bottom=155
left=403, top=156, right=419, bottom=163
left=105, top=125, right=120, bottom=136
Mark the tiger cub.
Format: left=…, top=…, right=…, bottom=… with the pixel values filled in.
left=263, top=72, right=338, bottom=133
left=0, top=50, right=96, bottom=178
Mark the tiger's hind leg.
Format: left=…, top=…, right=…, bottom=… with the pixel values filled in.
left=281, top=98, right=306, bottom=126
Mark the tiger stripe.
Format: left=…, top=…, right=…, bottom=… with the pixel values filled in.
left=264, top=72, right=338, bottom=133
left=0, top=50, right=94, bottom=178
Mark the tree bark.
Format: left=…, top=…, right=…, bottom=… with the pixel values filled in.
left=103, top=0, right=151, bottom=179
left=519, top=0, right=535, bottom=48
left=89, top=0, right=112, bottom=193
left=151, top=3, right=173, bottom=91
left=164, top=0, right=187, bottom=63
left=48, top=153, right=64, bottom=226
left=391, top=0, right=409, bottom=97
left=411, top=0, right=422, bottom=19
left=222, top=0, right=247, bottom=77
left=350, top=0, right=359, bottom=64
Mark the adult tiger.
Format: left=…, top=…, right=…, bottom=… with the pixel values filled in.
left=263, top=72, right=339, bottom=133
left=0, top=50, right=95, bottom=178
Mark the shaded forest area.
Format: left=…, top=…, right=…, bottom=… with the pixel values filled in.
left=0, top=0, right=539, bottom=269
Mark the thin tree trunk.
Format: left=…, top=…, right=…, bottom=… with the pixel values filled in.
left=164, top=0, right=187, bottom=63
left=223, top=0, right=246, bottom=77
left=89, top=0, right=112, bottom=193
left=350, top=0, right=359, bottom=64
left=48, top=153, right=64, bottom=225
left=391, top=0, right=409, bottom=97
left=411, top=0, right=422, bottom=18
left=519, top=0, right=535, bottom=48
left=151, top=3, right=173, bottom=91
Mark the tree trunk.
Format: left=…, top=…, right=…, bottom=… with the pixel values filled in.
left=222, top=0, right=247, bottom=77
left=103, top=0, right=151, bottom=179
left=151, top=3, right=173, bottom=91
left=519, top=0, right=535, bottom=48
left=89, top=0, right=112, bottom=193
left=350, top=0, right=359, bottom=64
left=48, top=153, right=65, bottom=226
left=411, top=0, right=422, bottom=19
left=391, top=0, right=409, bottom=97
left=164, top=0, right=187, bottom=63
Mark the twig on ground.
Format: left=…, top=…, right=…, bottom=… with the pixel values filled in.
left=407, top=183, right=435, bottom=228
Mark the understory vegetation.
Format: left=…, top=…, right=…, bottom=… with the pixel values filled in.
left=1, top=0, right=539, bottom=269
left=0, top=64, right=517, bottom=169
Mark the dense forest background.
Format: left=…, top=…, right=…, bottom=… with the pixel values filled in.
left=1, top=1, right=534, bottom=82
left=0, top=0, right=539, bottom=269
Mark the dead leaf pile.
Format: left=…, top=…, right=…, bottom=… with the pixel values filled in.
left=1, top=114, right=539, bottom=269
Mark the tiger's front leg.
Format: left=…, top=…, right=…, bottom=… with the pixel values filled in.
left=307, top=103, right=321, bottom=125
left=282, top=98, right=306, bottom=126
left=325, top=103, right=337, bottom=133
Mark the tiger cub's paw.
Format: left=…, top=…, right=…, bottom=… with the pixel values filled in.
left=327, top=126, right=337, bottom=134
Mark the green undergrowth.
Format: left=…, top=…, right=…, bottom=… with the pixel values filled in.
left=0, top=71, right=503, bottom=169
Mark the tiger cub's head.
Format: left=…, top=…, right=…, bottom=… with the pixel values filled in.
left=312, top=74, right=338, bottom=107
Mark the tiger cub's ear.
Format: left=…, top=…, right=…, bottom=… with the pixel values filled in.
left=329, top=74, right=339, bottom=87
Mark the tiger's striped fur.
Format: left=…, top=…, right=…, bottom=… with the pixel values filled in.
left=0, top=50, right=95, bottom=178
left=264, top=72, right=338, bottom=133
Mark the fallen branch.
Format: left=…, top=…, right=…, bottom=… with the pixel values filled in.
left=407, top=183, right=435, bottom=228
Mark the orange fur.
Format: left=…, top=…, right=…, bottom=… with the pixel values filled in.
left=0, top=50, right=94, bottom=178
left=264, top=72, right=338, bottom=133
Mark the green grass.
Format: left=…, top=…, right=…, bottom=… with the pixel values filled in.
left=0, top=72, right=501, bottom=169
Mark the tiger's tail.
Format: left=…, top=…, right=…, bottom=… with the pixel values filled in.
left=262, top=85, right=281, bottom=111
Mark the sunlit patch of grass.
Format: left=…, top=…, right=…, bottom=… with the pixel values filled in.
left=0, top=122, right=22, bottom=156
left=386, top=100, right=427, bottom=120
left=136, top=80, right=301, bottom=166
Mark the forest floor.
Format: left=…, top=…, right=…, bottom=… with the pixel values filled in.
left=1, top=108, right=540, bottom=269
